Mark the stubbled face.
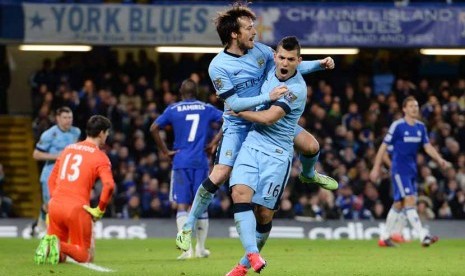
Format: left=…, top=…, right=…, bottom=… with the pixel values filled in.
left=235, top=16, right=256, bottom=51
left=56, top=112, right=73, bottom=131
left=403, top=100, right=420, bottom=119
left=274, top=46, right=301, bottom=80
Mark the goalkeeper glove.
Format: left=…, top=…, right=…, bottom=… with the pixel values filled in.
left=83, top=205, right=105, bottom=221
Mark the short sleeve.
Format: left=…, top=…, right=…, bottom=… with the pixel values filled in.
left=36, top=130, right=53, bottom=152
left=154, top=108, right=172, bottom=128
left=208, top=63, right=235, bottom=100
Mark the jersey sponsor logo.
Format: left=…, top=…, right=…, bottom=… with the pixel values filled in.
left=403, top=137, right=422, bottom=143
left=233, top=70, right=242, bottom=76
left=234, top=73, right=266, bottom=91
left=284, top=91, right=297, bottom=103
left=213, top=78, right=223, bottom=90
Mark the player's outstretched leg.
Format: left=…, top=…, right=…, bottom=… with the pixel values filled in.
left=177, top=178, right=219, bottom=251
left=34, top=235, right=51, bottom=264
left=226, top=264, right=248, bottom=276
left=47, top=235, right=60, bottom=265
left=299, top=170, right=339, bottom=191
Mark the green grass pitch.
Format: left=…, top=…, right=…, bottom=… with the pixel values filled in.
left=1, top=238, right=464, bottom=275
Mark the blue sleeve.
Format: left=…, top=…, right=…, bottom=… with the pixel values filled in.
left=384, top=122, right=397, bottom=146
left=298, top=60, right=323, bottom=75
left=208, top=63, right=235, bottom=100
left=155, top=109, right=171, bottom=128
left=36, top=130, right=53, bottom=152
left=225, top=93, right=270, bottom=112
left=208, top=105, right=223, bottom=123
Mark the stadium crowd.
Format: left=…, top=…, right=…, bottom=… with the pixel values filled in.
left=26, top=48, right=465, bottom=221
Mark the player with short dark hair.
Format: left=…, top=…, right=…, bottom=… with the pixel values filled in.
left=151, top=79, right=223, bottom=259
left=227, top=36, right=307, bottom=275
left=34, top=115, right=114, bottom=264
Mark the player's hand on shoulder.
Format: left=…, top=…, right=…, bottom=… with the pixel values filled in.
left=320, top=57, right=335, bottom=70
left=270, top=85, right=288, bottom=101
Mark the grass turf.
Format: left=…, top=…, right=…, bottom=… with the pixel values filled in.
left=1, top=238, right=464, bottom=275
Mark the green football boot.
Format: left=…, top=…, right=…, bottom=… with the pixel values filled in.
left=47, top=235, right=60, bottom=265
left=34, top=235, right=50, bottom=265
left=176, top=229, right=192, bottom=251
left=299, top=170, right=339, bottom=191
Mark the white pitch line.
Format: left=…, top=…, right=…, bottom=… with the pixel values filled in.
left=67, top=258, right=115, bottom=272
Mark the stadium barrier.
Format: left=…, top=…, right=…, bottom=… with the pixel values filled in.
left=1, top=219, right=464, bottom=240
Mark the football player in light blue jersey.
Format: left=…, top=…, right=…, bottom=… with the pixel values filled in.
left=177, top=2, right=338, bottom=254
left=370, top=96, right=450, bottom=247
left=32, top=107, right=81, bottom=236
left=151, top=79, right=223, bottom=260
left=226, top=36, right=307, bottom=275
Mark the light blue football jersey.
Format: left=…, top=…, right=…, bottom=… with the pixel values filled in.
left=35, top=125, right=81, bottom=183
left=244, top=66, right=307, bottom=161
left=383, top=118, right=429, bottom=176
left=208, top=42, right=321, bottom=130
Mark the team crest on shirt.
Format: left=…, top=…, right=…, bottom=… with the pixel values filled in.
left=417, top=130, right=421, bottom=136
left=225, top=150, right=233, bottom=159
left=213, top=78, right=223, bottom=90
left=283, top=91, right=297, bottom=103
left=257, top=58, right=265, bottom=68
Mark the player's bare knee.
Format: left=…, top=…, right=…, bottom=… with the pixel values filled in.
left=294, top=131, right=320, bottom=155
left=209, top=164, right=232, bottom=185
left=231, top=185, right=253, bottom=203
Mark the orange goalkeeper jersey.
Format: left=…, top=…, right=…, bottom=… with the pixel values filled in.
left=48, top=140, right=115, bottom=210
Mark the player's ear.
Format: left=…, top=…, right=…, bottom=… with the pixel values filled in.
left=231, top=32, right=238, bottom=39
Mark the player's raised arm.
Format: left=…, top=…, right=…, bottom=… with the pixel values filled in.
left=298, top=57, right=335, bottom=75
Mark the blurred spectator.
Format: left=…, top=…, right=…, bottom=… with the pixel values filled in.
left=25, top=48, right=465, bottom=221
left=0, top=164, right=13, bottom=217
